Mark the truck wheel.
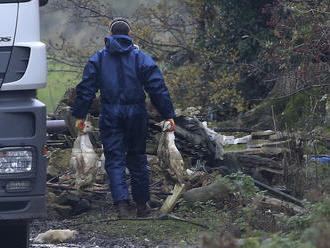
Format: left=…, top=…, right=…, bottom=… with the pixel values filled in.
left=0, top=221, right=30, bottom=248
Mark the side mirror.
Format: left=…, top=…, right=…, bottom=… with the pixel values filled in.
left=39, top=0, right=48, bottom=7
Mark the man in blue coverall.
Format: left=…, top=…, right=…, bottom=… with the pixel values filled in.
left=72, top=18, right=175, bottom=218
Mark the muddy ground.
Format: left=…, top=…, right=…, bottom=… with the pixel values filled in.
left=28, top=186, right=285, bottom=248
left=29, top=192, right=200, bottom=248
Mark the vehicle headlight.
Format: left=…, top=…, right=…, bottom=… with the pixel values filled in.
left=0, top=148, right=33, bottom=174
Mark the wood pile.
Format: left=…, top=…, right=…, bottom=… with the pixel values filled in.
left=45, top=88, right=306, bottom=216
left=222, top=130, right=304, bottom=198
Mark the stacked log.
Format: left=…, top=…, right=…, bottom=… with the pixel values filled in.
left=222, top=130, right=304, bottom=197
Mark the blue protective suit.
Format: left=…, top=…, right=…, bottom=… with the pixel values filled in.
left=72, top=35, right=175, bottom=204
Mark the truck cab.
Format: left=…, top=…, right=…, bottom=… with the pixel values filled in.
left=0, top=0, right=48, bottom=246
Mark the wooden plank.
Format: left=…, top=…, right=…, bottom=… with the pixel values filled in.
left=256, top=167, right=284, bottom=175
left=160, top=183, right=186, bottom=214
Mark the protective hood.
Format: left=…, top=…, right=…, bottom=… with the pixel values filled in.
left=104, top=35, right=134, bottom=55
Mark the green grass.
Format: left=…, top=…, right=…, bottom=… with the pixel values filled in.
left=37, top=63, right=80, bottom=113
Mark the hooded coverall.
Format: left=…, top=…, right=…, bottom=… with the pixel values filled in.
left=72, top=35, right=175, bottom=204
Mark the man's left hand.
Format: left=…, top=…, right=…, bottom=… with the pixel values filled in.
left=166, top=118, right=175, bottom=132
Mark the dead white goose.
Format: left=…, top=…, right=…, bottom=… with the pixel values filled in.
left=157, top=120, right=188, bottom=213
left=34, top=229, right=78, bottom=244
left=70, top=114, right=99, bottom=190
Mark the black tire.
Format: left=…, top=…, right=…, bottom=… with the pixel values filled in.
left=0, top=221, right=30, bottom=248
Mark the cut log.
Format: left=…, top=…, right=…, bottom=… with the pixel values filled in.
left=262, top=140, right=292, bottom=149
left=223, top=153, right=283, bottom=170
left=183, top=180, right=231, bottom=204
left=255, top=167, right=283, bottom=175
left=247, top=139, right=271, bottom=148
left=47, top=182, right=75, bottom=191
left=261, top=146, right=291, bottom=155
left=251, top=130, right=276, bottom=140
left=269, top=132, right=291, bottom=141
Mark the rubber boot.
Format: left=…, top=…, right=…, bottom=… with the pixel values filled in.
left=136, top=203, right=151, bottom=218
left=116, top=200, right=133, bottom=219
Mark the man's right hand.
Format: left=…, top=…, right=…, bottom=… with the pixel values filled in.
left=75, top=119, right=85, bottom=134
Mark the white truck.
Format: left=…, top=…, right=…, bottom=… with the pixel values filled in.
left=0, top=0, right=48, bottom=246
